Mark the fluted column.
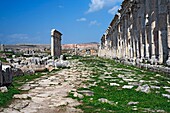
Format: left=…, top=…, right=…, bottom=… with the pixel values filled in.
left=151, top=21, right=156, bottom=63
left=145, top=15, right=150, bottom=60
left=124, top=14, right=128, bottom=60
left=130, top=30, right=133, bottom=61
left=140, top=1, right=145, bottom=62
left=166, top=2, right=170, bottom=65
left=158, top=0, right=168, bottom=64
left=150, top=0, right=157, bottom=64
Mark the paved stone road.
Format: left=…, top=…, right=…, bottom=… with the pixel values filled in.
left=0, top=60, right=91, bottom=113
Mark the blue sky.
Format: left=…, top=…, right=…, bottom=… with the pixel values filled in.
left=0, top=0, right=123, bottom=44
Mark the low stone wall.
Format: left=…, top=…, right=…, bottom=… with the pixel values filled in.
left=100, top=57, right=170, bottom=75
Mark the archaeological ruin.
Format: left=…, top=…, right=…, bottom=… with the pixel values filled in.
left=51, top=29, right=62, bottom=58
left=0, top=44, right=4, bottom=52
left=98, top=0, right=170, bottom=67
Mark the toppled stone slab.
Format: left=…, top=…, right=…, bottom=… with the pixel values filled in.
left=98, top=98, right=109, bottom=103
left=0, top=86, right=8, bottom=93
left=162, top=94, right=170, bottom=99
left=127, top=101, right=139, bottom=105
left=110, top=83, right=120, bottom=86
left=136, top=84, right=150, bottom=93
left=78, top=90, right=94, bottom=96
left=73, top=92, right=84, bottom=99
left=19, top=84, right=31, bottom=91
left=165, top=89, right=170, bottom=93
left=13, top=100, right=30, bottom=110
left=13, top=94, right=30, bottom=99
left=122, top=85, right=134, bottom=89
left=150, top=86, right=161, bottom=89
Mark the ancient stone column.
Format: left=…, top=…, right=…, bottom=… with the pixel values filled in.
left=150, top=0, right=158, bottom=64
left=0, top=62, right=2, bottom=86
left=140, top=31, right=144, bottom=61
left=166, top=2, right=170, bottom=65
left=129, top=26, right=133, bottom=61
left=136, top=17, right=141, bottom=63
left=136, top=32, right=140, bottom=63
left=139, top=0, right=145, bottom=62
left=150, top=20, right=156, bottom=64
left=0, top=44, right=4, bottom=52
left=51, top=29, right=62, bottom=58
left=124, top=14, right=128, bottom=60
left=158, top=0, right=168, bottom=64
left=158, top=30, right=163, bottom=64
left=145, top=24, right=150, bottom=60
left=154, top=0, right=160, bottom=63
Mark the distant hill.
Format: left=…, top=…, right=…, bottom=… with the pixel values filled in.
left=78, top=42, right=99, bottom=44
left=3, top=42, right=99, bottom=50
left=62, top=42, right=99, bottom=50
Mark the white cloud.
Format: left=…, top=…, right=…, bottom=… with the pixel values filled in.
left=87, top=0, right=104, bottom=13
left=8, top=34, right=29, bottom=40
left=76, top=18, right=87, bottom=22
left=89, top=20, right=100, bottom=26
left=86, top=0, right=123, bottom=13
left=108, top=5, right=119, bottom=15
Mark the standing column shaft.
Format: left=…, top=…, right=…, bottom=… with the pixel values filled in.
left=159, top=1, right=168, bottom=63
left=51, top=29, right=62, bottom=58
left=166, top=2, right=170, bottom=65
left=0, top=62, right=2, bottom=86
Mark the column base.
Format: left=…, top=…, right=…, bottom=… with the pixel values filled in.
left=150, top=56, right=157, bottom=65
left=166, top=50, right=170, bottom=66
left=136, top=58, right=141, bottom=64
left=144, top=57, right=150, bottom=63
left=166, top=57, right=170, bottom=66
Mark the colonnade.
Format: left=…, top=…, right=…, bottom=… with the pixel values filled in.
left=98, top=0, right=170, bottom=65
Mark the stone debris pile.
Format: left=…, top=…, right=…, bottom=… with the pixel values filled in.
left=0, top=59, right=92, bottom=113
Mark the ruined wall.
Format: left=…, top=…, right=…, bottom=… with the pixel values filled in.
left=98, top=0, right=170, bottom=66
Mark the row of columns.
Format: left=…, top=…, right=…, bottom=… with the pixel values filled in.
left=99, top=0, right=170, bottom=65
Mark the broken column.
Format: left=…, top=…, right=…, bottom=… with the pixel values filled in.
left=51, top=29, right=62, bottom=58
left=166, top=1, right=170, bottom=65
left=0, top=44, right=4, bottom=52
left=2, top=67, right=12, bottom=85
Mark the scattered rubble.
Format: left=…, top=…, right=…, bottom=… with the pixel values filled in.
left=127, top=101, right=139, bottom=105
left=0, top=86, right=8, bottom=93
left=0, top=59, right=91, bottom=113
left=136, top=84, right=150, bottom=93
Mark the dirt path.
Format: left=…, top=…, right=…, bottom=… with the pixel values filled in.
left=0, top=60, right=90, bottom=113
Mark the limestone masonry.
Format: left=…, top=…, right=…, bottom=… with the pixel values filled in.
left=98, top=0, right=170, bottom=66
left=51, top=29, right=62, bottom=57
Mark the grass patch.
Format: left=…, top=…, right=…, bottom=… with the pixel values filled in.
left=0, top=57, right=8, bottom=63
left=0, top=87, right=20, bottom=107
left=69, top=56, right=170, bottom=113
left=0, top=73, right=43, bottom=107
left=0, top=68, right=62, bottom=107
